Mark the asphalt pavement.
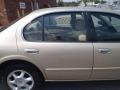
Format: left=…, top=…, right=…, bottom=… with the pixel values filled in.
left=41, top=81, right=120, bottom=90
left=1, top=81, right=120, bottom=90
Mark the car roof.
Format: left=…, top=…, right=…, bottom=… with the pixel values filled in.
left=32, top=7, right=120, bottom=15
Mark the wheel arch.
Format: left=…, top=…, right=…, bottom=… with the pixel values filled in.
left=0, top=58, right=46, bottom=81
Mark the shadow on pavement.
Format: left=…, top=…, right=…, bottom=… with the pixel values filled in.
left=42, top=81, right=120, bottom=90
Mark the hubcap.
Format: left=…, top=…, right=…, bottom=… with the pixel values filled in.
left=7, top=70, right=34, bottom=90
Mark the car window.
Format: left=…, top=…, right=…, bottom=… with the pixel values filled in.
left=44, top=14, right=71, bottom=28
left=44, top=13, right=87, bottom=42
left=23, top=17, right=43, bottom=41
left=91, top=13, right=120, bottom=42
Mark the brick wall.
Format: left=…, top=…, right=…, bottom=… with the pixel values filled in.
left=0, top=0, right=56, bottom=26
left=48, top=0, right=57, bottom=7
left=0, top=0, right=8, bottom=26
left=38, top=0, right=57, bottom=8
left=4, top=0, right=32, bottom=22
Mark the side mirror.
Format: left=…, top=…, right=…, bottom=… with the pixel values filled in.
left=78, top=34, right=87, bottom=42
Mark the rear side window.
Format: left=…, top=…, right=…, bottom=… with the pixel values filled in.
left=23, top=17, right=43, bottom=41
left=91, top=12, right=120, bottom=42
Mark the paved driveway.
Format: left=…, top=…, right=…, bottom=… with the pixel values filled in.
left=42, top=81, right=120, bottom=90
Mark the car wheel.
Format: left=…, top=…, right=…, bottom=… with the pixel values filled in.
left=0, top=63, right=44, bottom=90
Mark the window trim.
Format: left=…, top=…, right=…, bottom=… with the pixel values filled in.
left=88, top=12, right=120, bottom=43
left=23, top=11, right=92, bottom=43
left=23, top=16, right=44, bottom=42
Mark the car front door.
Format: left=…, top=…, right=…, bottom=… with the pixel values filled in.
left=90, top=12, right=120, bottom=80
left=18, top=12, right=93, bottom=81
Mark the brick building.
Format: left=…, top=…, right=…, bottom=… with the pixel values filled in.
left=0, top=0, right=56, bottom=26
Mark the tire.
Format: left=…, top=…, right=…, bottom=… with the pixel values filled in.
left=0, top=63, right=44, bottom=90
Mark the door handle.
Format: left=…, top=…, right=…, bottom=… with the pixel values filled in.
left=24, top=49, right=39, bottom=54
left=98, top=48, right=111, bottom=54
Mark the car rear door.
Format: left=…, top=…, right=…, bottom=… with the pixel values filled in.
left=18, top=11, right=93, bottom=81
left=89, top=12, right=120, bottom=80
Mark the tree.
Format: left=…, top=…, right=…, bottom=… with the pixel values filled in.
left=94, top=0, right=100, bottom=4
left=82, top=0, right=100, bottom=6
left=82, top=0, right=107, bottom=6
left=64, top=2, right=80, bottom=6
left=82, top=0, right=87, bottom=6
left=100, top=0, right=107, bottom=4
left=101, top=1, right=106, bottom=4
left=113, top=1, right=118, bottom=5
left=77, top=0, right=81, bottom=5
left=57, top=0, right=64, bottom=6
